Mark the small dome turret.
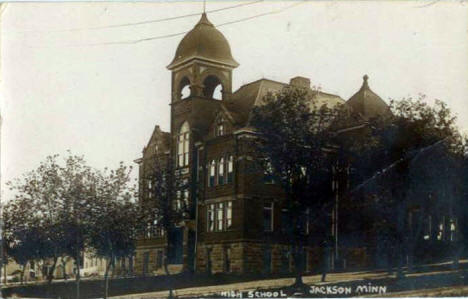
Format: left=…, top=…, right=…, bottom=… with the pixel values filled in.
left=346, top=75, right=390, bottom=119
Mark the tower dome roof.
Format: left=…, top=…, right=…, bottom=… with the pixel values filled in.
left=346, top=75, right=390, bottom=119
left=167, top=13, right=239, bottom=70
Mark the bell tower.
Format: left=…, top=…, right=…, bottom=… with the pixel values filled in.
left=167, top=13, right=239, bottom=102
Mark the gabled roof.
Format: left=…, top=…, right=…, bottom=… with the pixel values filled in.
left=143, top=125, right=170, bottom=157
left=222, top=78, right=345, bottom=127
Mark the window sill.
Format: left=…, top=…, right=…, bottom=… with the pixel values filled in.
left=206, top=229, right=234, bottom=233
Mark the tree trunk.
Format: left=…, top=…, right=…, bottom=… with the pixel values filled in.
left=0, top=247, right=2, bottom=287
left=321, top=245, right=329, bottom=282
left=104, top=257, right=112, bottom=299
left=75, top=252, right=81, bottom=299
left=62, top=259, right=68, bottom=280
left=163, top=250, right=174, bottom=299
left=129, top=256, right=134, bottom=276
left=293, top=246, right=304, bottom=286
left=386, top=240, right=394, bottom=275
left=3, top=262, right=6, bottom=285
left=110, top=258, right=115, bottom=279
left=47, top=256, right=58, bottom=285
left=396, top=241, right=405, bottom=279
left=20, top=264, right=25, bottom=284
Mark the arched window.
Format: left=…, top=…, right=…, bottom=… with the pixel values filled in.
left=218, top=158, right=225, bottom=185
left=227, top=155, right=234, bottom=183
left=213, top=85, right=223, bottom=100
left=209, top=160, right=216, bottom=187
left=203, top=75, right=223, bottom=100
left=177, top=122, right=190, bottom=167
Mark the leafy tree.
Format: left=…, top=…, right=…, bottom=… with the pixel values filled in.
left=4, top=156, right=67, bottom=284
left=344, top=96, right=466, bottom=276
left=251, top=86, right=343, bottom=290
left=5, top=153, right=95, bottom=298
left=40, top=154, right=94, bottom=299
left=87, top=163, right=139, bottom=299
left=4, top=153, right=142, bottom=299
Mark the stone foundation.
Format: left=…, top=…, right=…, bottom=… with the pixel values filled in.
left=196, top=241, right=328, bottom=274
left=134, top=246, right=166, bottom=275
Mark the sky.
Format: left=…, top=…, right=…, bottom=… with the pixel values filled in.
left=1, top=1, right=467, bottom=201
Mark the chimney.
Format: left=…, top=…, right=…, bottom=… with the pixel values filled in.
left=289, top=76, right=311, bottom=89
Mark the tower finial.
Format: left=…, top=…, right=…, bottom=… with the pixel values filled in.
left=203, top=0, right=206, bottom=13
left=362, top=74, right=369, bottom=89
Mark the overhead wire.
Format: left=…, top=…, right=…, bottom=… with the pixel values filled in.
left=21, top=0, right=264, bottom=33
left=73, top=1, right=307, bottom=47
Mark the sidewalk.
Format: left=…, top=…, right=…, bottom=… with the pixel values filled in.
left=110, top=260, right=467, bottom=299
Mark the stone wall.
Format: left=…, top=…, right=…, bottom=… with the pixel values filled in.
left=196, top=241, right=329, bottom=275
left=196, top=242, right=244, bottom=274
left=134, top=246, right=166, bottom=276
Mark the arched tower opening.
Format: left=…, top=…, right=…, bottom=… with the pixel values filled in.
left=179, top=77, right=191, bottom=100
left=203, top=75, right=223, bottom=100
left=167, top=13, right=238, bottom=102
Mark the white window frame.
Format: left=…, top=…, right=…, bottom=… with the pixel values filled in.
left=209, top=160, right=216, bottom=187
left=207, top=204, right=215, bottom=232
left=225, top=201, right=232, bottom=229
left=207, top=201, right=233, bottom=232
left=216, top=202, right=225, bottom=231
left=218, top=158, right=225, bottom=185
left=227, top=155, right=234, bottom=183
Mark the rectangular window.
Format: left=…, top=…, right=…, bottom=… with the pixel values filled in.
left=207, top=204, right=215, bottom=232
left=143, top=252, right=149, bottom=275
left=263, top=159, right=275, bottom=184
left=216, top=124, right=224, bottom=137
left=218, top=158, right=225, bottom=185
left=224, top=247, right=231, bottom=272
left=147, top=181, right=152, bottom=199
left=146, top=223, right=152, bottom=238
left=206, top=248, right=213, bottom=274
left=263, top=246, right=272, bottom=274
left=281, top=209, right=291, bottom=233
left=173, top=198, right=182, bottom=211
left=156, top=250, right=163, bottom=268
left=281, top=249, right=290, bottom=273
left=225, top=201, right=232, bottom=229
left=209, top=161, right=216, bottom=187
left=217, top=202, right=224, bottom=231
left=227, top=155, right=234, bottom=183
left=207, top=201, right=232, bottom=232
left=264, top=202, right=274, bottom=232
left=183, top=189, right=189, bottom=208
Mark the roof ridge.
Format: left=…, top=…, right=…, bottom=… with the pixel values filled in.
left=234, top=78, right=286, bottom=92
